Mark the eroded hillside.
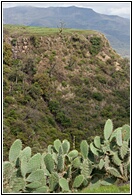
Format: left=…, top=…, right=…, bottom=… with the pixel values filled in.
left=3, top=25, right=130, bottom=160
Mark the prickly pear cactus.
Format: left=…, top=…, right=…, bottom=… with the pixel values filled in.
left=44, top=153, right=54, bottom=173
left=3, top=162, right=13, bottom=192
left=90, top=142, right=100, bottom=156
left=116, top=129, right=122, bottom=146
left=9, top=173, right=26, bottom=193
left=73, top=175, right=84, bottom=188
left=26, top=169, right=45, bottom=182
left=66, top=165, right=72, bottom=179
left=33, top=186, right=48, bottom=193
left=62, top=139, right=70, bottom=154
left=54, top=139, right=62, bottom=152
left=20, top=156, right=28, bottom=178
left=94, top=136, right=101, bottom=149
left=19, top=146, right=31, bottom=161
left=49, top=172, right=59, bottom=192
left=104, top=119, right=113, bottom=140
left=81, top=159, right=92, bottom=179
left=3, top=119, right=130, bottom=193
left=72, top=157, right=81, bottom=168
left=121, top=124, right=130, bottom=141
left=9, top=139, right=22, bottom=164
left=98, top=159, right=105, bottom=170
left=109, top=127, right=121, bottom=141
left=120, top=141, right=129, bottom=159
left=3, top=161, right=13, bottom=179
left=59, top=178, right=70, bottom=192
left=112, top=152, right=122, bottom=166
left=107, top=167, right=122, bottom=178
left=26, top=153, right=41, bottom=173
left=57, top=153, right=64, bottom=172
left=67, top=150, right=78, bottom=161
left=80, top=140, right=88, bottom=159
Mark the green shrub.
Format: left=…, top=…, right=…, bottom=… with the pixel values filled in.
left=47, top=117, right=56, bottom=127
left=49, top=100, right=60, bottom=114
left=92, top=92, right=103, bottom=101
left=28, top=83, right=42, bottom=100
left=4, top=96, right=16, bottom=104
left=30, top=35, right=40, bottom=47
left=101, top=105, right=113, bottom=118
left=3, top=43, right=12, bottom=65
left=11, top=38, right=17, bottom=46
left=23, top=58, right=37, bottom=77
left=96, top=74, right=106, bottom=84
left=89, top=36, right=102, bottom=55
left=62, top=81, right=67, bottom=87
left=56, top=112, right=71, bottom=127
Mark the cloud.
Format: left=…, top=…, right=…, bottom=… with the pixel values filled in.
left=2, top=2, right=131, bottom=18
left=74, top=2, right=131, bottom=17
left=109, top=7, right=130, bottom=15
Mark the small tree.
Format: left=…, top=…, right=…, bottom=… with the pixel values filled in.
left=57, top=20, right=66, bottom=35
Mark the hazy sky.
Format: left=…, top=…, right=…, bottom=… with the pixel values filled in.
left=2, top=1, right=131, bottom=18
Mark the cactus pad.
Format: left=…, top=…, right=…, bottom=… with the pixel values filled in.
left=72, top=157, right=81, bottom=168
left=112, top=152, right=122, bottom=166
left=27, top=153, right=41, bottom=173
left=73, top=175, right=84, bottom=188
left=94, top=136, right=101, bottom=149
left=80, top=140, right=88, bottom=159
left=19, top=146, right=31, bottom=161
left=59, top=178, right=70, bottom=192
left=44, top=154, right=54, bottom=173
left=90, top=142, right=99, bottom=156
left=116, top=129, right=122, bottom=146
left=54, top=139, right=62, bottom=152
left=104, top=119, right=113, bottom=140
left=9, top=139, right=22, bottom=163
left=81, top=159, right=92, bottom=179
left=68, top=150, right=78, bottom=160
left=107, top=167, right=122, bottom=178
left=26, top=169, right=45, bottom=182
left=49, top=172, right=59, bottom=192
left=120, top=141, right=129, bottom=159
left=121, top=124, right=130, bottom=141
left=62, top=139, right=70, bottom=154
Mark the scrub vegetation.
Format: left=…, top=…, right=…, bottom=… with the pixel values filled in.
left=3, top=24, right=130, bottom=172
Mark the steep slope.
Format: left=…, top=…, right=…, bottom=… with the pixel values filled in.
left=3, top=25, right=130, bottom=160
left=3, top=6, right=130, bottom=57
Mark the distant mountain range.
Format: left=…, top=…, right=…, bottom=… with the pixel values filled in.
left=3, top=6, right=130, bottom=57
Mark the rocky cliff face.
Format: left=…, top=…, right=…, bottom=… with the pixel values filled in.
left=3, top=25, right=130, bottom=160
